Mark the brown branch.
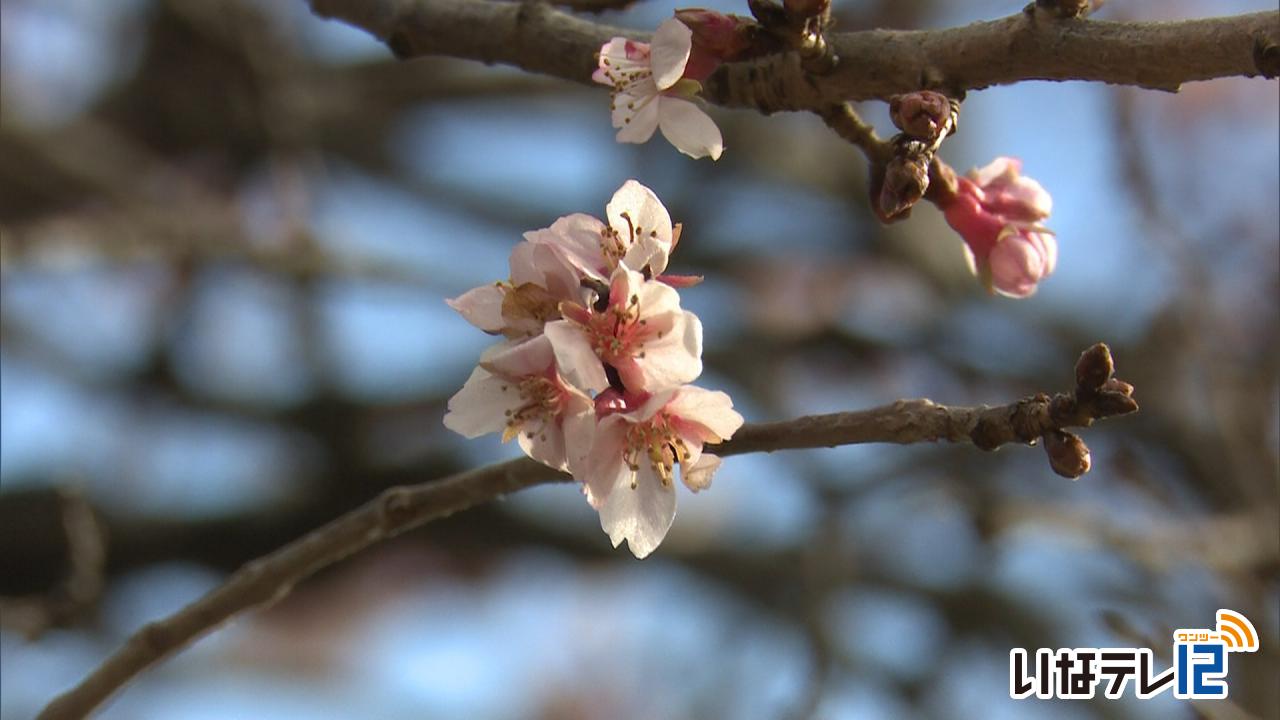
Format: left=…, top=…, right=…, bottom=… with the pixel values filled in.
left=304, top=0, right=1278, bottom=110
left=37, top=343, right=1135, bottom=719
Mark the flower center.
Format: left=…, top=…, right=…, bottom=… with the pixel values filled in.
left=501, top=376, right=563, bottom=443
left=583, top=293, right=655, bottom=364
left=622, top=413, right=690, bottom=488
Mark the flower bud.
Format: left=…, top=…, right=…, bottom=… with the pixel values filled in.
left=878, top=149, right=930, bottom=220
left=675, top=8, right=757, bottom=73
left=941, top=157, right=1057, bottom=297
left=1101, top=378, right=1134, bottom=397
left=889, top=91, right=954, bottom=142
left=1043, top=429, right=1091, bottom=479
left=1075, top=342, right=1115, bottom=392
left=1095, top=390, right=1139, bottom=417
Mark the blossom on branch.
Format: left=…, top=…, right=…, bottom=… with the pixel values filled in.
left=942, top=157, right=1057, bottom=298
left=444, top=179, right=739, bottom=558
left=584, top=386, right=743, bottom=558
left=593, top=19, right=724, bottom=161
left=545, top=265, right=702, bottom=394
left=444, top=335, right=595, bottom=474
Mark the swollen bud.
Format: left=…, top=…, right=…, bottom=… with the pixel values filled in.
left=889, top=91, right=954, bottom=142
left=675, top=8, right=757, bottom=64
left=878, top=145, right=931, bottom=220
left=1074, top=342, right=1115, bottom=392
left=1043, top=429, right=1092, bottom=479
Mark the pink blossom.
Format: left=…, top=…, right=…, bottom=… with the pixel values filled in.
left=943, top=157, right=1057, bottom=298
left=524, top=180, right=676, bottom=279
left=593, top=19, right=724, bottom=160
left=582, top=386, right=743, bottom=558
left=446, top=232, right=589, bottom=338
left=544, top=266, right=702, bottom=394
left=443, top=336, right=594, bottom=474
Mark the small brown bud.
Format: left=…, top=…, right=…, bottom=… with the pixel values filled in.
left=1095, top=390, right=1139, bottom=417
left=878, top=150, right=930, bottom=221
left=1075, top=342, right=1114, bottom=392
left=1043, top=430, right=1091, bottom=479
left=1100, top=378, right=1134, bottom=397
left=888, top=91, right=953, bottom=141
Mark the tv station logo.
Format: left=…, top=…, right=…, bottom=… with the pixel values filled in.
left=1010, top=609, right=1259, bottom=700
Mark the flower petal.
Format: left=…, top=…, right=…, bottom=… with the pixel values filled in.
left=665, top=385, right=743, bottom=440
left=443, top=367, right=518, bottom=438
left=598, top=462, right=677, bottom=558
left=657, top=98, right=723, bottom=161
left=633, top=310, right=702, bottom=391
left=584, top=415, right=630, bottom=508
left=681, top=453, right=722, bottom=492
left=649, top=19, right=692, bottom=89
left=544, top=319, right=609, bottom=392
left=479, top=335, right=555, bottom=378
left=446, top=284, right=506, bottom=333
left=519, top=421, right=567, bottom=470
left=615, top=86, right=661, bottom=142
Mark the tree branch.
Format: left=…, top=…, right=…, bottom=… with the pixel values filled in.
left=37, top=343, right=1136, bottom=719
left=304, top=0, right=1277, bottom=110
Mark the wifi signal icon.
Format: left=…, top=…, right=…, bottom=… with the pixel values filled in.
left=1216, top=610, right=1259, bottom=652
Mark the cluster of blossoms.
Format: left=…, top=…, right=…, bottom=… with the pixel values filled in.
left=444, top=180, right=743, bottom=558
left=941, top=157, right=1058, bottom=298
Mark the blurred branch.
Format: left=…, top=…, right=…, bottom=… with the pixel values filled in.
left=37, top=342, right=1137, bottom=719
left=0, top=490, right=105, bottom=639
left=304, top=0, right=1278, bottom=109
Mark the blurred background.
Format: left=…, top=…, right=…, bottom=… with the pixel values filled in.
left=1, top=0, right=1276, bottom=718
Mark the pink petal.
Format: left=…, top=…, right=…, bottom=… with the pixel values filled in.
left=665, top=385, right=743, bottom=441
left=648, top=19, right=692, bottom=89
left=442, top=367, right=518, bottom=438
left=615, top=89, right=661, bottom=143
left=633, top=311, right=702, bottom=391
left=681, top=454, right=722, bottom=492
left=597, top=461, right=677, bottom=558
left=657, top=98, right=723, bottom=161
left=479, top=335, right=554, bottom=378
left=544, top=319, right=609, bottom=392
left=446, top=284, right=506, bottom=333
left=584, top=415, right=631, bottom=508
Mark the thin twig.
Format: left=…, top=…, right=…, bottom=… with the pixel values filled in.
left=37, top=343, right=1136, bottom=719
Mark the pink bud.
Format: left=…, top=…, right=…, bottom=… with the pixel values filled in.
left=986, top=226, right=1057, bottom=298
left=889, top=91, right=953, bottom=141
left=675, top=8, right=756, bottom=77
left=941, top=158, right=1057, bottom=298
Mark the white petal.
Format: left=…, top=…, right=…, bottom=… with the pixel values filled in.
left=544, top=320, right=609, bottom=392
left=480, top=335, right=554, bottom=378
left=518, top=423, right=567, bottom=471
left=633, top=273, right=682, bottom=316
left=598, top=462, right=677, bottom=559
left=615, top=90, right=661, bottom=143
left=681, top=454, right=722, bottom=492
left=657, top=98, right=723, bottom=161
left=649, top=18, right=692, bottom=90
left=562, top=405, right=597, bottom=481
left=442, top=367, right=518, bottom=438
left=634, top=310, right=702, bottom=391
left=665, top=385, right=743, bottom=440
left=584, top=415, right=630, bottom=508
left=527, top=213, right=610, bottom=280
left=445, top=284, right=506, bottom=333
